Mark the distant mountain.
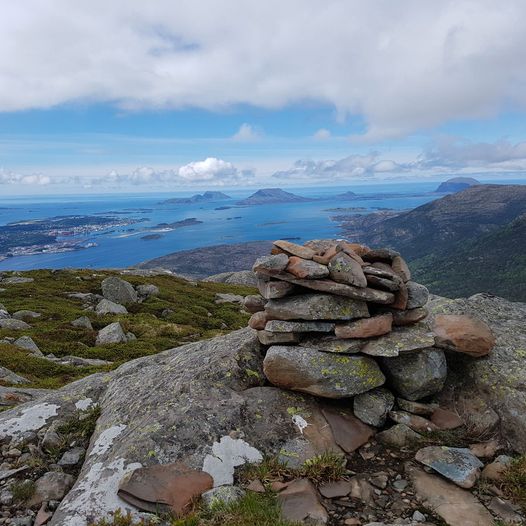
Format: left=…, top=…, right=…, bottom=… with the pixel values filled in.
left=333, top=191, right=358, bottom=200
left=338, top=184, right=526, bottom=300
left=237, top=188, right=311, bottom=206
left=162, top=191, right=230, bottom=205
left=435, top=177, right=480, bottom=193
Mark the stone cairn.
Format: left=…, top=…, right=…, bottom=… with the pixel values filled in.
left=245, top=238, right=494, bottom=407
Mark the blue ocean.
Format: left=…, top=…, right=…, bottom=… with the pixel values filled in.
left=0, top=180, right=523, bottom=270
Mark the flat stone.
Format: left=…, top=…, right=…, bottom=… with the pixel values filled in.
left=390, top=281, right=409, bottom=310
left=257, top=330, right=299, bottom=345
left=363, top=248, right=400, bottom=262
left=415, top=446, right=483, bottom=488
left=336, top=241, right=370, bottom=257
left=312, top=245, right=339, bottom=265
left=406, top=282, right=429, bottom=309
left=322, top=407, right=375, bottom=453
left=363, top=264, right=401, bottom=280
left=382, top=348, right=447, bottom=400
left=265, top=320, right=335, bottom=333
left=263, top=345, right=385, bottom=398
left=328, top=252, right=367, bottom=287
left=487, top=496, right=524, bottom=524
left=58, top=447, right=85, bottom=467
left=243, top=295, right=266, bottom=313
left=265, top=293, right=369, bottom=321
left=96, top=299, right=128, bottom=315
left=277, top=478, right=328, bottom=525
left=318, top=480, right=352, bottom=498
left=366, top=274, right=400, bottom=291
left=273, top=240, right=316, bottom=260
left=348, top=475, right=376, bottom=506
left=335, top=314, right=392, bottom=339
left=118, top=462, right=213, bottom=515
left=391, top=307, right=429, bottom=326
left=389, top=411, right=438, bottom=433
left=354, top=387, right=395, bottom=427
left=433, top=314, right=495, bottom=357
left=252, top=253, right=289, bottom=273
left=298, top=335, right=364, bottom=354
left=258, top=279, right=295, bottom=299
left=396, top=398, right=438, bottom=416
left=406, top=463, right=494, bottom=526
left=95, top=322, right=128, bottom=345
left=0, top=319, right=31, bottom=330
left=392, top=255, right=411, bottom=281
left=376, top=424, right=424, bottom=448
left=430, top=408, right=463, bottom=430
left=481, top=455, right=513, bottom=482
left=71, top=316, right=94, bottom=330
left=361, top=325, right=435, bottom=357
left=101, top=276, right=138, bottom=305
left=287, top=256, right=329, bottom=279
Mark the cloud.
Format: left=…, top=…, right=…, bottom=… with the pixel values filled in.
left=0, top=168, right=54, bottom=185
left=313, top=129, right=331, bottom=140
left=272, top=154, right=404, bottom=181
left=1, top=1, right=526, bottom=139
left=232, top=124, right=262, bottom=141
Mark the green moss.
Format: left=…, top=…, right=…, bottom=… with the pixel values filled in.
left=11, top=480, right=36, bottom=503
left=502, top=454, right=526, bottom=512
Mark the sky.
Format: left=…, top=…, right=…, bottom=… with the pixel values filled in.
left=2, top=0, right=526, bottom=194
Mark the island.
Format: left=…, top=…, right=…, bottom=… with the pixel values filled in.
left=236, top=188, right=312, bottom=206
left=435, top=177, right=480, bottom=193
left=333, top=190, right=358, bottom=200
left=161, top=191, right=231, bottom=205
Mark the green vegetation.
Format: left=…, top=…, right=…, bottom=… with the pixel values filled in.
left=502, top=454, right=526, bottom=512
left=239, top=451, right=346, bottom=485
left=0, top=269, right=253, bottom=388
left=11, top=480, right=36, bottom=503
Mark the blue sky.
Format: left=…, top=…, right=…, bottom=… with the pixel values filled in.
left=2, top=1, right=526, bottom=194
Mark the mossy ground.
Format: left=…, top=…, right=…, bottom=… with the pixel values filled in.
left=0, top=269, right=253, bottom=388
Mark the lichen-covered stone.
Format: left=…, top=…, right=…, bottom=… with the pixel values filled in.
left=353, top=387, right=395, bottom=427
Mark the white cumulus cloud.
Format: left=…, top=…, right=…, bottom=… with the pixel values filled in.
left=232, top=124, right=262, bottom=141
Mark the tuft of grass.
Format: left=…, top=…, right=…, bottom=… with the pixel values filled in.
left=239, top=456, right=294, bottom=484
left=420, top=428, right=470, bottom=448
left=173, top=491, right=300, bottom=526
left=57, top=405, right=101, bottom=442
left=300, top=451, right=346, bottom=483
left=11, top=480, right=36, bottom=503
left=501, top=454, right=526, bottom=512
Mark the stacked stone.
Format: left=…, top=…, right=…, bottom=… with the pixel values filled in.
left=246, top=238, right=444, bottom=404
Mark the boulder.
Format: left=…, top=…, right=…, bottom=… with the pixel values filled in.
left=13, top=336, right=42, bottom=356
left=243, top=295, right=266, bottom=313
left=433, top=314, right=495, bottom=357
left=96, top=299, right=128, bottom=315
left=406, top=282, right=429, bottom=309
left=0, top=319, right=31, bottom=330
left=136, top=284, right=160, bottom=299
left=101, top=276, right=138, bottom=305
left=95, top=322, right=129, bottom=345
left=381, top=348, right=447, bottom=400
left=263, top=345, right=385, bottom=398
left=415, top=446, right=483, bottom=488
left=361, top=325, right=435, bottom=357
left=27, top=472, right=75, bottom=507
left=265, top=293, right=369, bottom=321
left=71, top=316, right=93, bottom=330
left=353, top=388, right=394, bottom=427
left=328, top=252, right=367, bottom=287
left=12, top=310, right=41, bottom=321
left=0, top=367, right=29, bottom=385
left=335, top=314, right=392, bottom=339
left=287, top=257, right=329, bottom=279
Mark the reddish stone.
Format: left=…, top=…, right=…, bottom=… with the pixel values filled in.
left=392, top=255, right=411, bottom=282
left=287, top=256, right=329, bottom=279
left=338, top=241, right=370, bottom=257
left=390, top=281, right=408, bottom=310
left=335, top=314, right=393, bottom=339
left=389, top=410, right=438, bottom=433
left=431, top=408, right=463, bottom=430
left=248, top=311, right=269, bottom=330
left=322, top=407, right=375, bottom=453
left=433, top=314, right=495, bottom=357
left=277, top=479, right=328, bottom=524
left=274, top=240, right=316, bottom=259
left=313, top=245, right=339, bottom=265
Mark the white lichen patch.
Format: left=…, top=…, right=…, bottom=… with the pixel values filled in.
left=75, top=398, right=95, bottom=411
left=0, top=403, right=59, bottom=438
left=59, top=458, right=142, bottom=526
left=292, top=414, right=310, bottom=434
left=90, top=424, right=126, bottom=457
left=202, top=435, right=262, bottom=487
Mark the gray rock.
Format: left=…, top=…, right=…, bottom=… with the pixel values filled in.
left=101, top=276, right=138, bottom=305
left=298, top=335, right=364, bottom=354
left=415, top=446, right=483, bottom=488
left=265, top=293, right=369, bottom=321
left=376, top=424, right=425, bottom=448
left=0, top=309, right=10, bottom=319
left=0, top=367, right=29, bottom=385
left=382, top=348, right=447, bottom=400
left=257, top=279, right=295, bottom=299
left=12, top=310, right=41, bottom=320
left=263, top=345, right=385, bottom=398
left=406, top=282, right=429, bottom=309
left=354, top=388, right=395, bottom=427
left=204, top=270, right=258, bottom=287
left=71, top=316, right=93, bottom=330
left=265, top=320, right=335, bottom=333
left=252, top=254, right=289, bottom=274
left=96, top=299, right=128, bottom=315
left=2, top=277, right=34, bottom=284
left=136, top=284, right=159, bottom=298
left=243, top=295, right=266, bottom=313
left=328, top=252, right=367, bottom=287
left=95, top=322, right=128, bottom=345
left=58, top=447, right=85, bottom=467
left=257, top=330, right=299, bottom=345
left=214, top=293, right=244, bottom=304
left=361, top=324, right=435, bottom=357
left=201, top=486, right=246, bottom=507
left=13, top=336, right=42, bottom=356
left=57, top=356, right=113, bottom=367
left=28, top=471, right=75, bottom=507
left=0, top=318, right=31, bottom=330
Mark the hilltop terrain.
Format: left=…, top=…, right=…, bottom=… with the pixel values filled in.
left=237, top=188, right=312, bottom=205
left=434, top=177, right=480, bottom=193
left=161, top=191, right=231, bottom=205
